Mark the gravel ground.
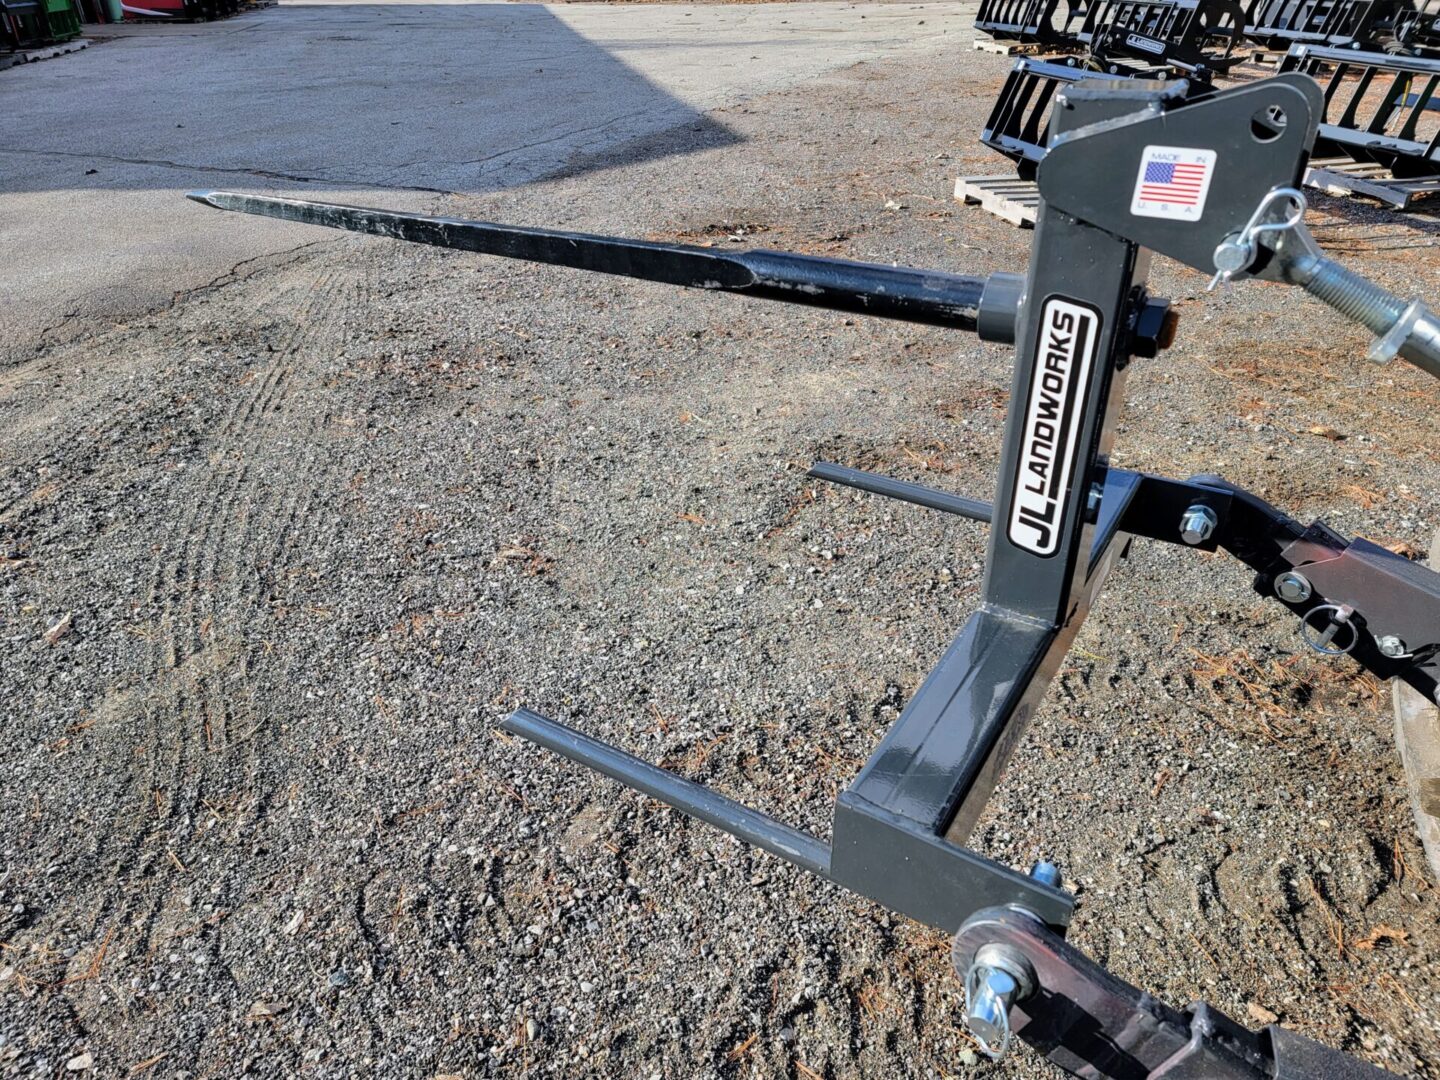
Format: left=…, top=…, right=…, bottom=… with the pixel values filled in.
left=3, top=33, right=1440, bottom=1080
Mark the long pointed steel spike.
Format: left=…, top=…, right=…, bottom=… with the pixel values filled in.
left=187, top=190, right=990, bottom=332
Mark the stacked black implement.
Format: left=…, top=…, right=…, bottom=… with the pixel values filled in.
left=970, top=0, right=1440, bottom=215
left=1282, top=44, right=1440, bottom=206
left=1242, top=0, right=1392, bottom=51
left=971, top=0, right=1076, bottom=48
left=966, top=0, right=1240, bottom=223
left=974, top=0, right=1246, bottom=73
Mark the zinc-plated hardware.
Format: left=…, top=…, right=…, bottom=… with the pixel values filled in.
left=1377, top=634, right=1411, bottom=659
left=1179, top=504, right=1218, bottom=545
left=963, top=943, right=1037, bottom=1061
left=1030, top=861, right=1062, bottom=888
left=1250, top=189, right=1440, bottom=380
left=1275, top=571, right=1313, bottom=603
left=1208, top=187, right=1306, bottom=291
left=1301, top=603, right=1358, bottom=656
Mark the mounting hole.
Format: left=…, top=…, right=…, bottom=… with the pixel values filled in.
left=1250, top=105, right=1288, bottom=142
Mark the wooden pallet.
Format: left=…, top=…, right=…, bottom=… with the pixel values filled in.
left=955, top=174, right=1040, bottom=228
left=972, top=36, right=1043, bottom=56
left=1304, top=156, right=1440, bottom=210
left=1, top=37, right=88, bottom=65
left=1245, top=48, right=1290, bottom=68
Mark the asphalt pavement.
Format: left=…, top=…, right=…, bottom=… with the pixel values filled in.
left=0, top=0, right=972, bottom=365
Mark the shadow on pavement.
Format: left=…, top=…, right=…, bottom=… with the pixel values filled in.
left=0, top=2, right=741, bottom=196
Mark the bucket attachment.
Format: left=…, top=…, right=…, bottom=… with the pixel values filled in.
left=974, top=0, right=1079, bottom=45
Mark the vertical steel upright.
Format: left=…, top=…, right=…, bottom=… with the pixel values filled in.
left=828, top=83, right=1162, bottom=923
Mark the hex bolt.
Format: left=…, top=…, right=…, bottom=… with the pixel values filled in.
left=1376, top=635, right=1410, bottom=659
left=1030, top=861, right=1062, bottom=889
left=1086, top=482, right=1104, bottom=517
left=1275, top=571, right=1312, bottom=603
left=1179, top=504, right=1218, bottom=546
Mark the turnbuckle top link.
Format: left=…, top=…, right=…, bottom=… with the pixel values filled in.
left=1211, top=186, right=1440, bottom=380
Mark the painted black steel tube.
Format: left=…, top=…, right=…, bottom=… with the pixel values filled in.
left=187, top=190, right=989, bottom=332
left=501, top=708, right=832, bottom=878
left=808, top=461, right=994, bottom=523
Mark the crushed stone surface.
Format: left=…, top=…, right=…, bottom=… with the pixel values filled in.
left=2, top=32, right=1439, bottom=1080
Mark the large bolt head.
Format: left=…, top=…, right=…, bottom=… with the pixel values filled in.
left=1179, top=504, right=1218, bottom=546
left=1212, top=238, right=1253, bottom=276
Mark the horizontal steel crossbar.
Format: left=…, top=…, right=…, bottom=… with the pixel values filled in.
left=1281, top=46, right=1440, bottom=173
left=501, top=708, right=833, bottom=877
left=807, top=461, right=994, bottom=522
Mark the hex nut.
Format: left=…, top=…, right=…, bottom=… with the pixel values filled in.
left=1179, top=504, right=1218, bottom=546
left=1376, top=635, right=1409, bottom=659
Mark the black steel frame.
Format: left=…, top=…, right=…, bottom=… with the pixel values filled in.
left=1241, top=0, right=1391, bottom=50
left=981, top=56, right=1190, bottom=173
left=1281, top=44, right=1440, bottom=175
left=1393, top=1, right=1440, bottom=54
left=975, top=0, right=1079, bottom=45
left=1061, top=0, right=1248, bottom=75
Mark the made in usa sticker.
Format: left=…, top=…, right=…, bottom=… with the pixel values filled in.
left=1130, top=145, right=1216, bottom=221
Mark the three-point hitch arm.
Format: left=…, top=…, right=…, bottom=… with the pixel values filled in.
left=191, top=71, right=1436, bottom=1080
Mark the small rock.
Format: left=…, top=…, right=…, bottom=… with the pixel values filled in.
left=65, top=1052, right=94, bottom=1071
left=44, top=613, right=73, bottom=646
left=1247, top=1002, right=1279, bottom=1025
left=779, top=1026, right=795, bottom=1044
left=283, top=910, right=304, bottom=936
left=247, top=1001, right=288, bottom=1020
left=328, top=969, right=352, bottom=988
left=525, top=1018, right=540, bottom=1042
left=579, top=980, right=594, bottom=993
left=884, top=199, right=908, bottom=211
left=958, top=1047, right=979, bottom=1067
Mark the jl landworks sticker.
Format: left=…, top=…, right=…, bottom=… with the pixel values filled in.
left=1007, top=297, right=1101, bottom=558
left=1130, top=145, right=1216, bottom=221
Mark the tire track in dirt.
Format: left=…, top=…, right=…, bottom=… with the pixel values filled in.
left=66, top=250, right=383, bottom=992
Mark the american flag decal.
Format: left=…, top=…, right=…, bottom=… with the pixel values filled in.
left=1140, top=161, right=1207, bottom=204
left=1131, top=146, right=1217, bottom=220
